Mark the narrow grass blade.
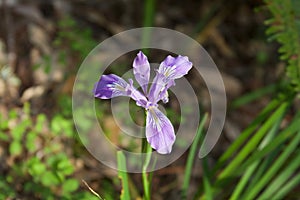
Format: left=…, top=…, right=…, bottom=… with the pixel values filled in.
left=243, top=131, right=300, bottom=200
left=202, top=156, right=213, bottom=200
left=235, top=113, right=300, bottom=175
left=181, top=113, right=208, bottom=199
left=257, top=148, right=300, bottom=199
left=272, top=172, right=300, bottom=199
left=242, top=146, right=280, bottom=192
left=231, top=84, right=277, bottom=109
left=229, top=110, right=283, bottom=200
left=117, top=151, right=131, bottom=200
left=215, top=99, right=280, bottom=170
left=218, top=101, right=289, bottom=179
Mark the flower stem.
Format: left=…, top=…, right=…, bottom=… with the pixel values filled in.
left=142, top=138, right=152, bottom=200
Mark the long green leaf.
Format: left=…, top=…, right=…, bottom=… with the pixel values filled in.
left=218, top=101, right=289, bottom=179
left=243, top=131, right=300, bottom=200
left=229, top=111, right=283, bottom=200
left=257, top=147, right=300, bottom=199
left=202, top=156, right=213, bottom=200
left=272, top=171, right=300, bottom=199
left=181, top=113, right=208, bottom=199
left=215, top=99, right=281, bottom=170
left=117, top=151, right=131, bottom=200
left=234, top=113, right=300, bottom=175
left=231, top=84, right=277, bottom=109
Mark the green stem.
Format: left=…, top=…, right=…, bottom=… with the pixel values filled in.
left=142, top=138, right=152, bottom=200
left=141, top=0, right=155, bottom=50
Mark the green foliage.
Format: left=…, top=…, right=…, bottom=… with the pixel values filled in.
left=188, top=3, right=300, bottom=198
left=195, top=94, right=300, bottom=199
left=0, top=104, right=98, bottom=199
left=51, top=114, right=74, bottom=137
left=117, top=151, right=131, bottom=200
left=54, top=16, right=97, bottom=64
left=265, top=0, right=300, bottom=92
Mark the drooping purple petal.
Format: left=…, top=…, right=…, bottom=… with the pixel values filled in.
left=133, top=51, right=150, bottom=94
left=94, top=75, right=148, bottom=107
left=94, top=74, right=130, bottom=99
left=158, top=55, right=193, bottom=80
left=146, top=106, right=175, bottom=154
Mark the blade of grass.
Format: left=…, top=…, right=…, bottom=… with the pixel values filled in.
left=117, top=151, right=131, bottom=200
left=257, top=148, right=300, bottom=200
left=195, top=100, right=282, bottom=200
left=202, top=156, right=213, bottom=200
left=230, top=84, right=277, bottom=109
left=242, top=131, right=300, bottom=200
left=233, top=113, right=300, bottom=175
left=215, top=98, right=281, bottom=170
left=241, top=145, right=281, bottom=192
left=240, top=113, right=300, bottom=187
left=271, top=171, right=300, bottom=199
left=214, top=114, right=300, bottom=191
left=229, top=110, right=284, bottom=200
left=181, top=113, right=208, bottom=199
left=218, top=101, right=289, bottom=179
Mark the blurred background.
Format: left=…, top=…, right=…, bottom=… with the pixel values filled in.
left=0, top=0, right=289, bottom=199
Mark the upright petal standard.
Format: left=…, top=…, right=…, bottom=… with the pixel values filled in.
left=93, top=51, right=193, bottom=154
left=133, top=51, right=150, bottom=94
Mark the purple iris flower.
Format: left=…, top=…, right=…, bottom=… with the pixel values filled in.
left=93, top=51, right=193, bottom=154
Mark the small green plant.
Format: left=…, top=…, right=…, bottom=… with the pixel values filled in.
left=191, top=1, right=300, bottom=199
left=54, top=16, right=98, bottom=67
left=0, top=103, right=98, bottom=199
left=265, top=0, right=300, bottom=92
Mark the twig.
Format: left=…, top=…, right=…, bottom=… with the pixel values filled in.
left=82, top=179, right=105, bottom=200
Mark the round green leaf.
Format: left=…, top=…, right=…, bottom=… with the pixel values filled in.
left=62, top=178, right=79, bottom=194
left=9, top=141, right=22, bottom=156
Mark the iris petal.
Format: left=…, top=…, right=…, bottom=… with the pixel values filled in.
left=146, top=107, right=175, bottom=154
left=148, top=55, right=192, bottom=104
left=94, top=74, right=148, bottom=107
left=133, top=51, right=150, bottom=94
left=94, top=74, right=130, bottom=99
left=158, top=55, right=192, bottom=79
